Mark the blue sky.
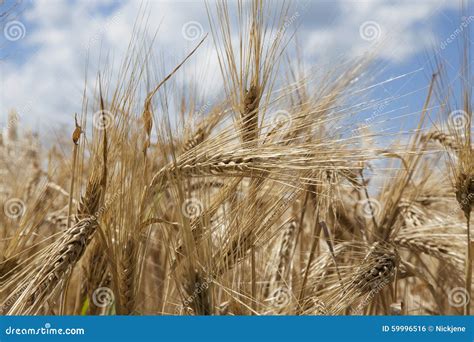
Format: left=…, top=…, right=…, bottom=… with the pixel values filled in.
left=0, top=0, right=472, bottom=139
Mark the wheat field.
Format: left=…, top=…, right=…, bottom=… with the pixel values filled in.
left=0, top=0, right=473, bottom=316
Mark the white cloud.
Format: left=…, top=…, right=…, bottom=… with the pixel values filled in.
left=0, top=0, right=458, bottom=133
left=302, top=0, right=456, bottom=63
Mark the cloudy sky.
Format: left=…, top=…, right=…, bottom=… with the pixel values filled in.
left=0, top=0, right=470, bottom=136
